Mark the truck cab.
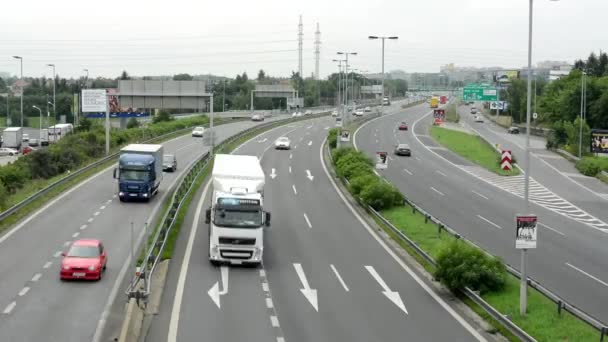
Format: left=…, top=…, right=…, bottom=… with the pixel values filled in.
left=113, top=144, right=164, bottom=202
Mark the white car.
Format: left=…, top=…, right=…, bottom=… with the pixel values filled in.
left=304, top=110, right=312, bottom=115
left=192, top=126, right=205, bottom=137
left=331, top=110, right=339, bottom=117
left=22, top=133, right=30, bottom=142
left=292, top=112, right=303, bottom=117
left=0, top=147, right=19, bottom=156
left=251, top=114, right=264, bottom=121
left=274, top=137, right=291, bottom=150
left=474, top=115, right=484, bottom=123
left=364, top=107, right=371, bottom=112
left=353, top=110, right=364, bottom=116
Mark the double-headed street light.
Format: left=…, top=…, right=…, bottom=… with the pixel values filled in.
left=12, top=56, right=23, bottom=127
left=32, top=105, right=42, bottom=141
left=337, top=52, right=357, bottom=114
left=368, top=35, right=398, bottom=113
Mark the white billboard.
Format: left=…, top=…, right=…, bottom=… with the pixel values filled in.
left=361, top=85, right=383, bottom=94
left=82, top=89, right=107, bottom=112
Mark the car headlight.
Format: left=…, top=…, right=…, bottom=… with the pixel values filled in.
left=143, top=193, right=148, bottom=197
left=62, top=265, right=70, bottom=270
left=88, top=265, right=97, bottom=271
left=119, top=192, right=124, bottom=196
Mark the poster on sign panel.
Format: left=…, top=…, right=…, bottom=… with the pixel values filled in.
left=515, top=215, right=537, bottom=249
left=81, top=89, right=107, bottom=112
left=591, top=129, right=608, bottom=154
left=375, top=152, right=388, bottom=169
left=340, top=130, right=350, bottom=142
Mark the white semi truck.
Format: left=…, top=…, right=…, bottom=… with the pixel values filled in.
left=205, top=154, right=270, bottom=266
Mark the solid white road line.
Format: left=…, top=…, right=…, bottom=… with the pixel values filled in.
left=43, top=261, right=52, bottom=269
left=167, top=180, right=211, bottom=342
left=303, top=213, right=312, bottom=229
left=430, top=187, right=445, bottom=196
left=566, top=263, right=608, bottom=288
left=330, top=264, right=350, bottom=292
left=403, top=168, right=413, bottom=176
left=3, top=301, right=16, bottom=314
left=270, top=315, right=280, bottom=327
left=18, top=287, right=30, bottom=297
left=319, top=136, right=487, bottom=342
left=435, top=170, right=447, bottom=177
left=472, top=191, right=489, bottom=200
left=31, top=273, right=42, bottom=282
left=292, top=185, right=297, bottom=195
left=538, top=223, right=566, bottom=236
left=476, top=215, right=502, bottom=229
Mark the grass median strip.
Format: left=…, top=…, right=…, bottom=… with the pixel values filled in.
left=380, top=206, right=598, bottom=341
left=430, top=126, right=520, bottom=176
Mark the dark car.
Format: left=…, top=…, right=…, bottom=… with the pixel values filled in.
left=394, top=143, right=411, bottom=156
left=507, top=126, right=520, bottom=134
left=398, top=122, right=408, bottom=130
left=163, top=154, right=177, bottom=172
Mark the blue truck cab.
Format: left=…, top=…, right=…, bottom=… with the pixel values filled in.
left=113, top=144, right=164, bottom=202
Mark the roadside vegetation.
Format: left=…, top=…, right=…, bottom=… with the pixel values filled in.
left=328, top=127, right=599, bottom=341
left=445, top=104, right=460, bottom=123
left=429, top=126, right=520, bottom=176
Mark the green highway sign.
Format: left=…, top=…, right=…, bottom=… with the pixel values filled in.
left=463, top=86, right=497, bottom=101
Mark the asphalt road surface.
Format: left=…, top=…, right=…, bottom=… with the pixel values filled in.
left=0, top=116, right=288, bottom=342
left=146, top=104, right=490, bottom=342
left=354, top=101, right=608, bottom=324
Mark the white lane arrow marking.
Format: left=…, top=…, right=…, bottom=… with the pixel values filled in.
left=365, top=266, right=408, bottom=314
left=293, top=263, right=318, bottom=311
left=306, top=170, right=314, bottom=181
left=207, top=266, right=229, bottom=309
left=270, top=168, right=277, bottom=179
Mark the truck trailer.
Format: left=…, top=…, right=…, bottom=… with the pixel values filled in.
left=113, top=144, right=164, bottom=202
left=2, top=127, right=23, bottom=149
left=205, top=154, right=270, bottom=266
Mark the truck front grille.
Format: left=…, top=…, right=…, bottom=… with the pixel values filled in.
left=220, top=249, right=253, bottom=260
left=219, top=237, right=256, bottom=245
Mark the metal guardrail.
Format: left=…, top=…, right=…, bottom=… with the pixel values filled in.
left=125, top=111, right=331, bottom=300
left=328, top=113, right=608, bottom=341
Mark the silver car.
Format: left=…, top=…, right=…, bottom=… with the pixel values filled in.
left=192, top=126, right=205, bottom=137
left=0, top=147, right=19, bottom=156
left=274, top=137, right=291, bottom=150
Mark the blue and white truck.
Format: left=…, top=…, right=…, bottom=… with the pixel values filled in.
left=113, top=144, right=164, bottom=202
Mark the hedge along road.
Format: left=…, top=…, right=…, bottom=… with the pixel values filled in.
left=0, top=116, right=288, bottom=342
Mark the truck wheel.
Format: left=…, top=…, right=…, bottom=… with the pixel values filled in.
left=210, top=260, right=221, bottom=267
left=119, top=197, right=125, bottom=202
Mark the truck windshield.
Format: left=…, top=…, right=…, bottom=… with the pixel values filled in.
left=214, top=208, right=262, bottom=228
left=120, top=169, right=149, bottom=182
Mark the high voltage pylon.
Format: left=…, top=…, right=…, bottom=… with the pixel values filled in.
left=314, top=23, right=321, bottom=80
left=298, top=15, right=303, bottom=78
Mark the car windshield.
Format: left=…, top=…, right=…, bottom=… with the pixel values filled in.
left=194, top=127, right=203, bottom=131
left=163, top=155, right=174, bottom=162
left=277, top=137, right=289, bottom=142
left=67, top=245, right=99, bottom=258
left=214, top=208, right=263, bottom=228
left=398, top=145, right=409, bottom=149
left=120, top=169, right=149, bottom=182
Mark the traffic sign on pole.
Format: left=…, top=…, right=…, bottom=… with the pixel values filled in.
left=463, top=87, right=498, bottom=101
left=501, top=150, right=512, bottom=171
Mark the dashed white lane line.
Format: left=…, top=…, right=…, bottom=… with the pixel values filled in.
left=93, top=211, right=100, bottom=216
left=113, top=194, right=117, bottom=199
left=100, top=205, right=106, bottom=210
left=43, top=262, right=52, bottom=269
left=292, top=185, right=297, bottom=195
left=538, top=223, right=566, bottom=236
left=259, top=269, right=266, bottom=277
left=53, top=251, right=62, bottom=258
left=430, top=186, right=445, bottom=196
left=415, top=156, right=421, bottom=161
left=289, top=166, right=292, bottom=174
left=566, top=263, right=608, bottom=288
left=303, top=213, right=312, bottom=229
left=435, top=170, right=447, bottom=177
left=308, top=141, right=312, bottom=146
left=403, top=168, right=413, bottom=176
left=266, top=298, right=274, bottom=309
left=289, top=153, right=293, bottom=159
left=277, top=338, right=285, bottom=342
left=270, top=316, right=280, bottom=327
left=3, top=301, right=16, bottom=314
left=72, top=232, right=80, bottom=238
left=262, top=282, right=269, bottom=292
left=330, top=264, right=350, bottom=292
left=87, top=218, right=94, bottom=223
left=476, top=215, right=502, bottom=229
left=80, top=224, right=87, bottom=230
left=31, top=273, right=42, bottom=282
left=472, top=190, right=489, bottom=200
left=63, top=241, right=71, bottom=247
left=18, top=287, right=30, bottom=297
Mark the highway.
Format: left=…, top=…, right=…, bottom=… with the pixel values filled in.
left=0, top=116, right=287, bottom=342
left=147, top=104, right=490, bottom=342
left=354, top=102, right=608, bottom=323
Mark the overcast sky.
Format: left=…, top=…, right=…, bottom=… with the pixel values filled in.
left=0, top=0, right=606, bottom=80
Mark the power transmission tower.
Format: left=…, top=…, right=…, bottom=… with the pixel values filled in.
left=298, top=15, right=303, bottom=78
left=314, top=23, right=321, bottom=80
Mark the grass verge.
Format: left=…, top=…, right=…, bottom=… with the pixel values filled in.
left=430, top=126, right=520, bottom=176
left=380, top=206, right=599, bottom=341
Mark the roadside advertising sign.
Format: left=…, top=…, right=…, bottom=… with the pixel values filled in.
left=490, top=101, right=506, bottom=110
left=340, top=130, right=350, bottom=142
left=81, top=89, right=107, bottom=112
left=516, top=215, right=537, bottom=249
left=495, top=70, right=520, bottom=83
left=433, top=109, right=446, bottom=120
left=375, top=152, right=388, bottom=169
left=591, top=129, right=608, bottom=153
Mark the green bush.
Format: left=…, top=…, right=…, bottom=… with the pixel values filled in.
left=0, top=164, right=31, bottom=193
left=335, top=151, right=373, bottom=171
left=0, top=180, right=7, bottom=209
left=337, top=161, right=374, bottom=180
left=349, top=174, right=377, bottom=196
left=153, top=110, right=174, bottom=124
left=328, top=128, right=339, bottom=149
left=575, top=158, right=602, bottom=176
left=331, top=147, right=355, bottom=164
left=127, top=117, right=141, bottom=129
left=359, top=180, right=404, bottom=210
left=434, top=240, right=507, bottom=294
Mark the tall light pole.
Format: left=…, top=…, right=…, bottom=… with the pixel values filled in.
left=578, top=70, right=587, bottom=158
left=521, top=0, right=560, bottom=316
left=32, top=105, right=42, bottom=141
left=83, top=68, right=89, bottom=88
left=47, top=64, right=56, bottom=120
left=337, top=52, right=357, bottom=118
left=368, top=35, right=398, bottom=113
left=332, top=59, right=345, bottom=148
left=12, top=56, right=23, bottom=127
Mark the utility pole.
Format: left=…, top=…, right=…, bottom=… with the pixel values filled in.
left=314, top=23, right=321, bottom=80
left=12, top=56, right=23, bottom=127
left=298, top=15, right=303, bottom=79
left=368, top=36, right=398, bottom=114
left=47, top=64, right=56, bottom=121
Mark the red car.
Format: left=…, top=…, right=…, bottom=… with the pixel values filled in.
left=60, top=239, right=107, bottom=281
left=22, top=146, right=35, bottom=155
left=398, top=122, right=408, bottom=130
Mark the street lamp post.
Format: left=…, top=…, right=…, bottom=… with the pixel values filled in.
left=578, top=71, right=586, bottom=158
left=12, top=56, right=23, bottom=127
left=368, top=35, right=398, bottom=114
left=337, top=52, right=357, bottom=121
left=332, top=59, right=345, bottom=148
left=520, top=0, right=560, bottom=316
left=47, top=64, right=56, bottom=121
left=32, top=105, right=42, bottom=141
